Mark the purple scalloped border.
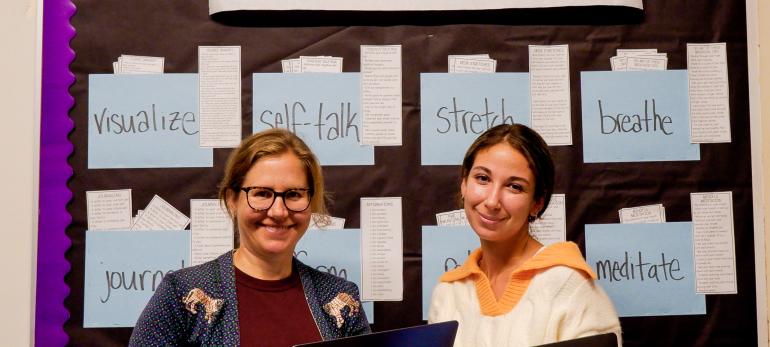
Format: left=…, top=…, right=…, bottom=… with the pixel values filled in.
left=36, top=0, right=75, bottom=345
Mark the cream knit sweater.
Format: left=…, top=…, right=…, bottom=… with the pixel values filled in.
left=428, top=242, right=621, bottom=347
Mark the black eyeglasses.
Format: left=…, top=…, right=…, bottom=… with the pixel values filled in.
left=240, top=186, right=313, bottom=212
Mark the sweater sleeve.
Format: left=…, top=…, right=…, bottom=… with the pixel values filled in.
left=555, top=271, right=622, bottom=345
left=428, top=282, right=452, bottom=324
left=129, top=273, right=190, bottom=346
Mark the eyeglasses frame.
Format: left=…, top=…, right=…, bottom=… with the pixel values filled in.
left=239, top=186, right=314, bottom=212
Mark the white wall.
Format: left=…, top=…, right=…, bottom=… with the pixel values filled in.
left=0, top=0, right=39, bottom=345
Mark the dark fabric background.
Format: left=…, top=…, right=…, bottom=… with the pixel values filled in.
left=66, top=1, right=755, bottom=345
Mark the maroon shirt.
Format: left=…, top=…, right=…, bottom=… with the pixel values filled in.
left=235, top=265, right=322, bottom=347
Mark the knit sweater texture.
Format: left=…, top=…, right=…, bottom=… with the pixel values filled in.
left=429, top=242, right=621, bottom=347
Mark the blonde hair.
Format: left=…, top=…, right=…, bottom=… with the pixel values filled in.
left=218, top=128, right=330, bottom=227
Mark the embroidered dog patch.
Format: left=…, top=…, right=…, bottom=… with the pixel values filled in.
left=323, top=292, right=361, bottom=328
left=182, top=288, right=224, bottom=324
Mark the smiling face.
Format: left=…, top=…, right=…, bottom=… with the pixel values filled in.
left=227, top=151, right=312, bottom=261
left=461, top=142, right=543, bottom=244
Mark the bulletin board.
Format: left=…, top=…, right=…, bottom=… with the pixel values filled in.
left=36, top=0, right=761, bottom=345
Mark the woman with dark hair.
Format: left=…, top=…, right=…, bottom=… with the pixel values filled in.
left=130, top=128, right=369, bottom=346
left=428, top=124, right=621, bottom=346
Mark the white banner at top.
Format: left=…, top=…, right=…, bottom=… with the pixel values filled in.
left=210, top=0, right=643, bottom=14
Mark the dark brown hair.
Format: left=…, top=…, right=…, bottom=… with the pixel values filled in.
left=461, top=124, right=555, bottom=218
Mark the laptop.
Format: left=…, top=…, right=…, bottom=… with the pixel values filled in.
left=293, top=320, right=459, bottom=347
left=534, top=332, right=618, bottom=347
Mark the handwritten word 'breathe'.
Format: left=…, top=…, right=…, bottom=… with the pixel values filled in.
left=595, top=251, right=683, bottom=283
left=259, top=102, right=359, bottom=141
left=598, top=99, right=673, bottom=135
left=93, top=105, right=198, bottom=135
left=435, top=97, right=516, bottom=134
left=100, top=260, right=186, bottom=303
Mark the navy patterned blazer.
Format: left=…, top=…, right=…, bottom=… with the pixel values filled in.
left=129, top=251, right=370, bottom=346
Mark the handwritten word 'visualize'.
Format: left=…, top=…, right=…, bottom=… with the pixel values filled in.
left=93, top=105, right=198, bottom=135
left=100, top=260, right=186, bottom=303
left=259, top=102, right=359, bottom=141
left=598, top=99, right=673, bottom=135
left=435, top=97, right=516, bottom=134
left=595, top=251, right=683, bottom=283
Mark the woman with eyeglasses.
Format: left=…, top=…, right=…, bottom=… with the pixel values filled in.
left=428, top=124, right=621, bottom=346
left=130, top=129, right=370, bottom=346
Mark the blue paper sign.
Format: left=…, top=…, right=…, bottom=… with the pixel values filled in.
left=580, top=70, right=700, bottom=163
left=252, top=73, right=374, bottom=166
left=420, top=73, right=531, bottom=165
left=84, top=230, right=191, bottom=327
left=585, top=222, right=706, bottom=317
left=88, top=74, right=213, bottom=168
left=294, top=229, right=374, bottom=321
left=421, top=225, right=480, bottom=320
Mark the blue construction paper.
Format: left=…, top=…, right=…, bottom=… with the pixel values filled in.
left=420, top=73, right=530, bottom=165
left=88, top=74, right=213, bottom=168
left=295, top=228, right=374, bottom=321
left=83, top=230, right=191, bottom=327
left=252, top=73, right=374, bottom=166
left=585, top=222, right=706, bottom=317
left=580, top=70, right=700, bottom=163
left=421, top=225, right=480, bottom=320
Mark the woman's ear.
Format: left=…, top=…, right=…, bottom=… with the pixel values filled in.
left=530, top=197, right=545, bottom=217
left=225, top=189, right=237, bottom=216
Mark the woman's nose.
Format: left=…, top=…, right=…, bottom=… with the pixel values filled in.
left=482, top=187, right=502, bottom=209
left=267, top=196, right=289, bottom=219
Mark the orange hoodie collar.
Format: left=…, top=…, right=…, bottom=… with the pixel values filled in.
left=439, top=241, right=596, bottom=316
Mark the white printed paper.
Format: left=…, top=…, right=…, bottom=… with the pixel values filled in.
left=687, top=43, right=731, bottom=143
left=360, top=45, right=403, bottom=146
left=436, top=209, right=469, bottom=226
left=309, top=213, right=346, bottom=229
left=360, top=197, right=403, bottom=301
left=691, top=192, right=737, bottom=294
left=448, top=56, right=496, bottom=73
left=116, top=55, right=165, bottom=74
left=131, top=195, right=191, bottom=231
left=616, top=48, right=658, bottom=57
left=281, top=59, right=293, bottom=73
left=190, top=199, right=234, bottom=265
left=610, top=56, right=628, bottom=71
left=528, top=194, right=566, bottom=246
left=626, top=56, right=667, bottom=71
left=86, top=189, right=133, bottom=231
left=198, top=46, right=242, bottom=148
left=300, top=56, right=343, bottom=73
left=619, top=204, right=666, bottom=223
left=529, top=45, right=572, bottom=146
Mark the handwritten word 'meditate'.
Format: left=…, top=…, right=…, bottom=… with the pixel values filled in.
left=92, top=105, right=198, bottom=135
left=100, top=260, right=186, bottom=303
left=435, top=97, right=516, bottom=134
left=595, top=251, right=684, bottom=283
left=258, top=102, right=359, bottom=141
left=598, top=99, right=673, bottom=135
